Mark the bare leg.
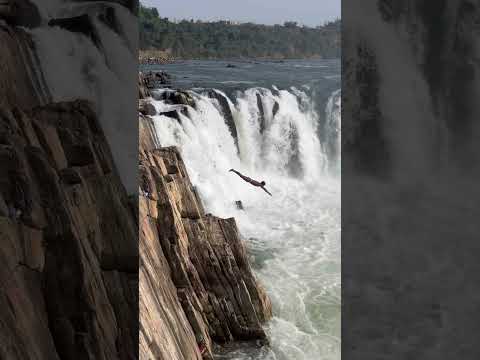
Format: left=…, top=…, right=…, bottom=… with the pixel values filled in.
left=261, top=187, right=273, bottom=196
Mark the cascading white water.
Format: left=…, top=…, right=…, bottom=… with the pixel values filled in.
left=27, top=2, right=138, bottom=193
left=324, top=89, right=341, bottom=175
left=152, top=86, right=341, bottom=360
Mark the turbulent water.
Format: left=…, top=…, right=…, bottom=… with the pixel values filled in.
left=146, top=60, right=341, bottom=360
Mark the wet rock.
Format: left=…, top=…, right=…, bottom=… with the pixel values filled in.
left=256, top=93, right=266, bottom=134
left=207, top=90, right=238, bottom=151
left=171, top=91, right=195, bottom=107
left=142, top=71, right=172, bottom=89
left=49, top=15, right=100, bottom=48
left=235, top=200, right=244, bottom=210
left=272, top=102, right=280, bottom=118
left=160, top=110, right=181, bottom=121
left=138, top=72, right=151, bottom=99
left=0, top=0, right=41, bottom=28
left=139, top=99, right=156, bottom=116
left=155, top=89, right=195, bottom=108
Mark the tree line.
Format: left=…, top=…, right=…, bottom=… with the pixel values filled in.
left=139, top=5, right=340, bottom=59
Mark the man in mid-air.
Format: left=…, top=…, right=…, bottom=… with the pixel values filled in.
left=229, top=169, right=272, bottom=196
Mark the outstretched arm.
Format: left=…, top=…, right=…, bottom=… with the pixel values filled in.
left=261, top=186, right=273, bottom=196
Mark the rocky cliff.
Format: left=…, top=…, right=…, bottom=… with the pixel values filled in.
left=139, top=74, right=272, bottom=359
left=0, top=4, right=271, bottom=358
left=0, top=10, right=138, bottom=360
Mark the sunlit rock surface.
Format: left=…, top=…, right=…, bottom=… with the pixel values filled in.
left=139, top=74, right=272, bottom=360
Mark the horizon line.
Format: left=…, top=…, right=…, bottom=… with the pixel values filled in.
left=140, top=3, right=340, bottom=28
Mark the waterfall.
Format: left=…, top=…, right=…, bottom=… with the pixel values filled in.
left=152, top=85, right=341, bottom=360
left=26, top=1, right=138, bottom=193
left=324, top=89, right=341, bottom=174
left=151, top=86, right=340, bottom=211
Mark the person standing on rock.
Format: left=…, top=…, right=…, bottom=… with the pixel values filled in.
left=229, top=169, right=272, bottom=196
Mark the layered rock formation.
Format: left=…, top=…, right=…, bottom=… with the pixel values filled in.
left=1, top=9, right=138, bottom=360
left=1, top=2, right=271, bottom=356
left=139, top=74, right=272, bottom=359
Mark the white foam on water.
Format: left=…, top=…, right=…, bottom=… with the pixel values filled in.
left=152, top=87, right=341, bottom=360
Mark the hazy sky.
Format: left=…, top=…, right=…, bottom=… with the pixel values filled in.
left=141, top=0, right=340, bottom=27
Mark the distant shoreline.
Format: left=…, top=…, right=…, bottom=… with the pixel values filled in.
left=139, top=51, right=339, bottom=65
left=139, top=6, right=340, bottom=61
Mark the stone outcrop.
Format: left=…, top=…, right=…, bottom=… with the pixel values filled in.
left=139, top=73, right=272, bottom=359
left=142, top=71, right=172, bottom=89
left=0, top=13, right=138, bottom=360
left=0, top=98, right=139, bottom=359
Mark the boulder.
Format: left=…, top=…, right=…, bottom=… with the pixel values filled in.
left=160, top=110, right=181, bottom=121
left=235, top=200, right=244, bottom=210
left=139, top=100, right=156, bottom=116
left=143, top=71, right=172, bottom=89
left=170, top=91, right=195, bottom=107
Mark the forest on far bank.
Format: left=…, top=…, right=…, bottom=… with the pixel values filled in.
left=139, top=5, right=341, bottom=59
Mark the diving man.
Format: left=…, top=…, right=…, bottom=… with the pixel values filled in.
left=229, top=169, right=272, bottom=196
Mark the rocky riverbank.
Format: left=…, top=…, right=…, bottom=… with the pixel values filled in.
left=0, top=19, right=138, bottom=359
left=0, top=5, right=140, bottom=359
left=139, top=73, right=272, bottom=359
left=0, top=2, right=271, bottom=357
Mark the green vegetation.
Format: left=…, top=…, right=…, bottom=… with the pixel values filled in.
left=139, top=5, right=340, bottom=59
